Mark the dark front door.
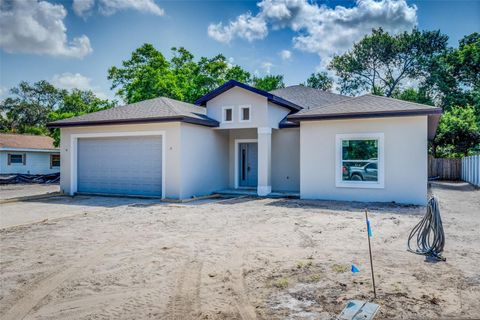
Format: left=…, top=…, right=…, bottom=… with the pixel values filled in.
left=239, top=143, right=258, bottom=187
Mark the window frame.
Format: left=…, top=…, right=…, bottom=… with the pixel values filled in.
left=50, top=154, right=60, bottom=168
left=8, top=153, right=26, bottom=165
left=335, top=133, right=385, bottom=189
left=239, top=105, right=251, bottom=122
left=222, top=106, right=234, bottom=123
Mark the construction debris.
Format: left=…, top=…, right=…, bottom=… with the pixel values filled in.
left=0, top=173, right=60, bottom=185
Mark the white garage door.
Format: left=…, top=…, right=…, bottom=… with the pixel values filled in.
left=77, top=136, right=162, bottom=196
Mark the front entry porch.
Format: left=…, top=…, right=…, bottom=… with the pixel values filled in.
left=231, top=127, right=273, bottom=196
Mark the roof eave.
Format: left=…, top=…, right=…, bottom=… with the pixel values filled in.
left=46, top=116, right=219, bottom=128
left=288, top=108, right=443, bottom=122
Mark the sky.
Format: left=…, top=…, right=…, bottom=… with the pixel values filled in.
left=0, top=0, right=479, bottom=101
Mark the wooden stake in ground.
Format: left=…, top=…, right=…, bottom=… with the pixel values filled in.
left=365, top=209, right=377, bottom=299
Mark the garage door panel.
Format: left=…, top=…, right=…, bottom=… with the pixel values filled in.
left=77, top=136, right=162, bottom=196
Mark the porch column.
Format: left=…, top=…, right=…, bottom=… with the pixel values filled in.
left=257, top=127, right=272, bottom=196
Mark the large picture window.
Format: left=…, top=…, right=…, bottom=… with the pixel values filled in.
left=336, top=133, right=384, bottom=188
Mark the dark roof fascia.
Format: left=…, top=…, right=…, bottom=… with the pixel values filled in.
left=194, top=80, right=302, bottom=112
left=279, top=122, right=300, bottom=128
left=288, top=108, right=442, bottom=122
left=47, top=116, right=219, bottom=128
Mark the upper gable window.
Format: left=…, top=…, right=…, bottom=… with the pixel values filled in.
left=239, top=105, right=251, bottom=122
left=223, top=107, right=233, bottom=123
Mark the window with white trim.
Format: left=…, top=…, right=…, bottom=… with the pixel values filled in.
left=336, top=133, right=384, bottom=188
left=239, top=105, right=251, bottom=122
left=8, top=153, right=25, bottom=165
left=223, top=107, right=233, bottom=123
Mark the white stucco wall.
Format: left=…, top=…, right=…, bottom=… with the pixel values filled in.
left=180, top=123, right=229, bottom=198
left=300, top=116, right=428, bottom=205
left=206, top=87, right=269, bottom=129
left=272, top=128, right=300, bottom=192
left=0, top=151, right=60, bottom=174
left=59, top=122, right=182, bottom=198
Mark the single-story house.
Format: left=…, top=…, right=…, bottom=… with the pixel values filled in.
left=47, top=80, right=441, bottom=205
left=0, top=134, right=60, bottom=175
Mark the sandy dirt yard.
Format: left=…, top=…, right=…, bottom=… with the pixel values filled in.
left=1, top=182, right=479, bottom=320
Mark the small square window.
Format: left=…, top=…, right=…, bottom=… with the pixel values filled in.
left=223, top=108, right=233, bottom=122
left=240, top=106, right=250, bottom=121
left=51, top=154, right=60, bottom=168
left=8, top=154, right=24, bottom=165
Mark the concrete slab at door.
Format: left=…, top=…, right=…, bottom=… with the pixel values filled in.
left=77, top=136, right=162, bottom=196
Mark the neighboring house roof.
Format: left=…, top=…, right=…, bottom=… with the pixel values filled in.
left=47, top=97, right=219, bottom=128
left=0, top=134, right=58, bottom=151
left=194, top=79, right=302, bottom=112
left=270, top=85, right=350, bottom=110
left=289, top=94, right=442, bottom=120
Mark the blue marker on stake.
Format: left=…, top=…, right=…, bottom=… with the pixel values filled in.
left=351, top=264, right=360, bottom=273
left=365, top=209, right=377, bottom=299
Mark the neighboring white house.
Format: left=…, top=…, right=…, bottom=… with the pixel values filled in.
left=0, top=134, right=60, bottom=175
left=48, top=80, right=441, bottom=205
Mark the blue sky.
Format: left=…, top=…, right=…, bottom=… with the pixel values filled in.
left=1, top=0, right=479, bottom=101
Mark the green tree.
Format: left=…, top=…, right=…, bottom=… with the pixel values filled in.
left=304, top=72, right=333, bottom=91
left=0, top=81, right=62, bottom=133
left=1, top=81, right=115, bottom=146
left=329, top=28, right=448, bottom=97
left=424, top=33, right=480, bottom=113
left=432, top=106, right=480, bottom=157
left=108, top=44, right=254, bottom=103
left=392, top=87, right=434, bottom=106
left=252, top=75, right=285, bottom=91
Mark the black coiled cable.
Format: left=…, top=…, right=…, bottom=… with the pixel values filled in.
left=407, top=196, right=446, bottom=261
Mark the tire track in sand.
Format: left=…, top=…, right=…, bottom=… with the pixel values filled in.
left=2, top=240, right=118, bottom=320
left=227, top=248, right=257, bottom=320
left=165, top=258, right=203, bottom=319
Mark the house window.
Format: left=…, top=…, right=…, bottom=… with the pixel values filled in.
left=50, top=154, right=60, bottom=168
left=336, top=133, right=384, bottom=188
left=223, top=107, right=233, bottom=123
left=240, top=105, right=251, bottom=122
left=8, top=153, right=25, bottom=165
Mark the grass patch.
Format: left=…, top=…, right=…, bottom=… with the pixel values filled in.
left=308, top=273, right=322, bottom=282
left=331, top=263, right=349, bottom=273
left=273, top=278, right=289, bottom=289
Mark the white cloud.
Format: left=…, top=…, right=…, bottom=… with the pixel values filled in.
left=73, top=0, right=165, bottom=17
left=0, top=0, right=92, bottom=58
left=52, top=73, right=109, bottom=99
left=279, top=49, right=292, bottom=60
left=73, top=0, right=95, bottom=17
left=261, top=62, right=273, bottom=74
left=208, top=12, right=268, bottom=43
left=208, top=0, right=417, bottom=64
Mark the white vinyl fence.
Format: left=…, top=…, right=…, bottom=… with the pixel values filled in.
left=461, top=155, right=480, bottom=187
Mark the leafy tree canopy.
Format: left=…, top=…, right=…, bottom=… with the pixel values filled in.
left=433, top=105, right=480, bottom=157
left=329, top=28, right=448, bottom=97
left=0, top=81, right=115, bottom=146
left=252, top=75, right=285, bottom=91
left=108, top=44, right=282, bottom=104
left=304, top=72, right=333, bottom=91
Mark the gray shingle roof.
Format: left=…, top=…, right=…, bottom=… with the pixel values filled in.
left=289, top=94, right=442, bottom=120
left=270, top=85, right=350, bottom=110
left=47, top=97, right=218, bottom=128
